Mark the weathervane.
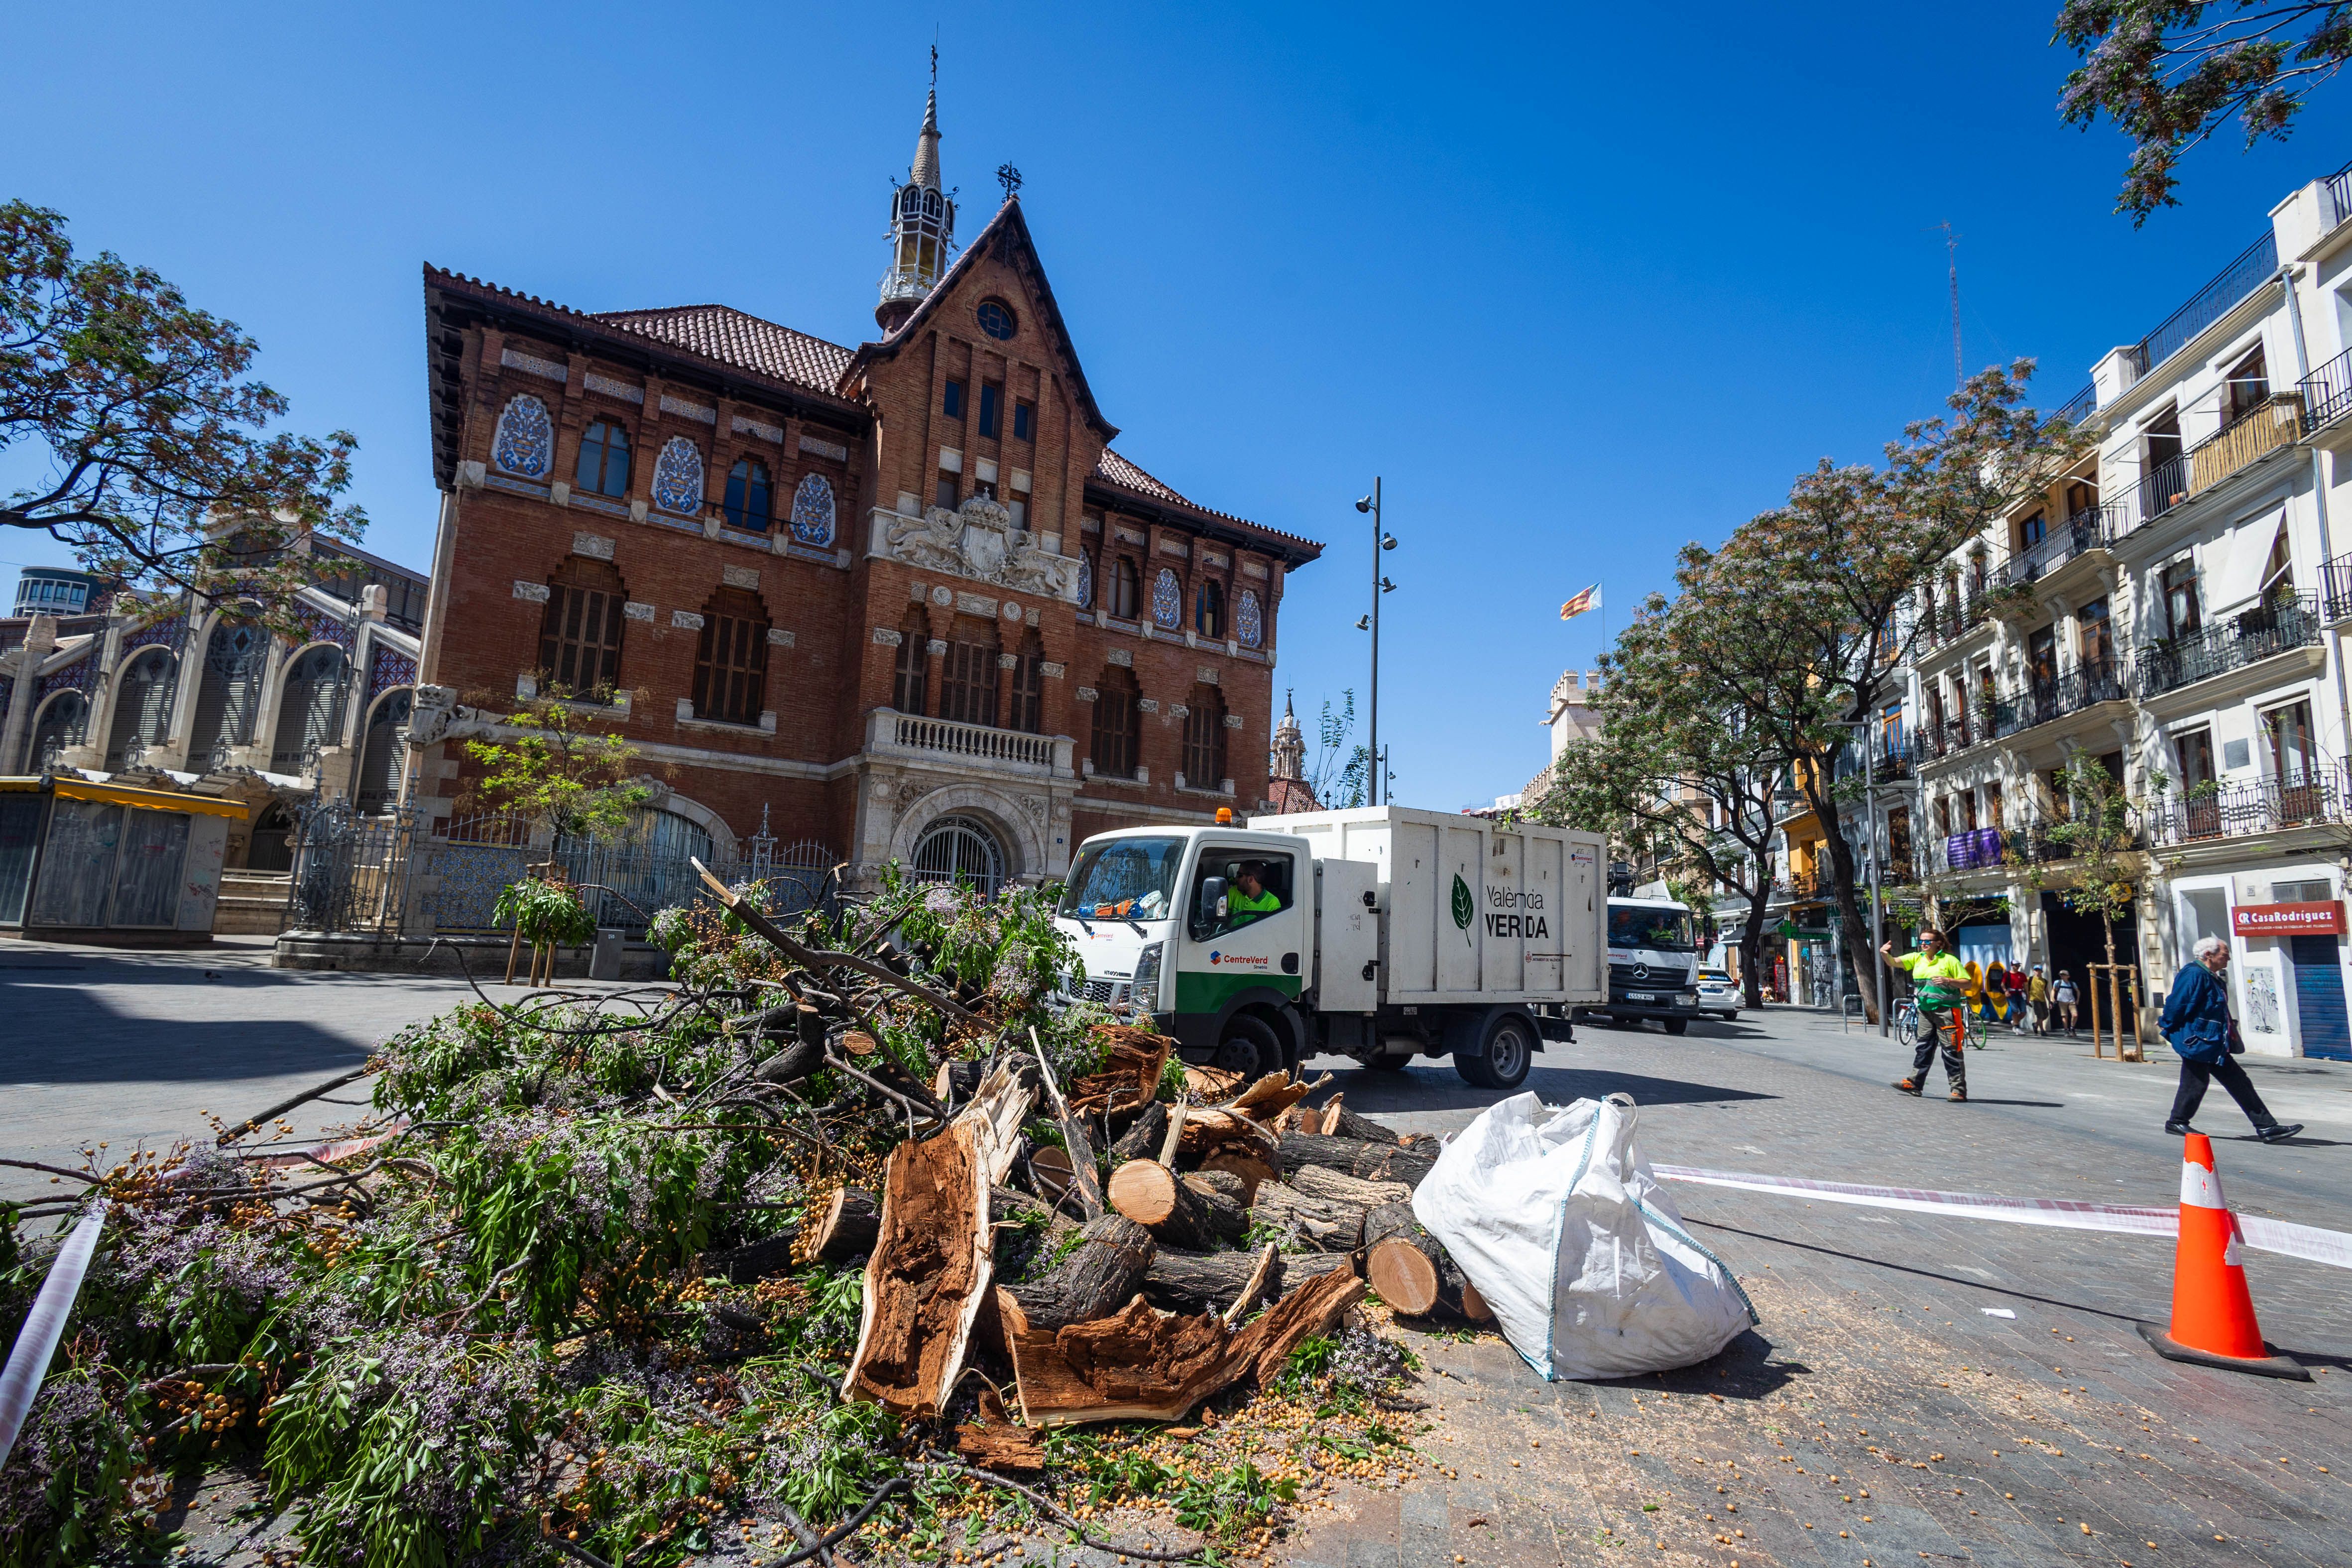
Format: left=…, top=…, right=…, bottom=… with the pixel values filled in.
left=997, top=163, right=1022, bottom=199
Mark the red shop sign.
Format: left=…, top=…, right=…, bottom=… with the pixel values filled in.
left=2232, top=900, right=2347, bottom=936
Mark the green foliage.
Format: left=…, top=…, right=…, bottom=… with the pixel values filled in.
left=0, top=200, right=366, bottom=620
left=490, top=877, right=596, bottom=948
left=461, top=689, right=652, bottom=838
left=1172, top=1461, right=1296, bottom=1542
left=1156, top=1053, right=1189, bottom=1104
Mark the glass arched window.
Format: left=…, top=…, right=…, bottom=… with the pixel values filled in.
left=106, top=648, right=175, bottom=770
left=1091, top=665, right=1140, bottom=780
left=356, top=689, right=413, bottom=815
left=30, top=691, right=87, bottom=770
left=1183, top=684, right=1228, bottom=788
left=692, top=586, right=770, bottom=725
left=188, top=619, right=268, bottom=768
left=1112, top=558, right=1142, bottom=621
left=576, top=419, right=631, bottom=497
left=723, top=459, right=772, bottom=531
left=633, top=808, right=715, bottom=864
left=1194, top=580, right=1224, bottom=639
left=538, top=555, right=627, bottom=696
left=912, top=813, right=1005, bottom=897
left=270, top=643, right=348, bottom=774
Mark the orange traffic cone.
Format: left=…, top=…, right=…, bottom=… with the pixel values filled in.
left=2137, top=1133, right=2308, bottom=1379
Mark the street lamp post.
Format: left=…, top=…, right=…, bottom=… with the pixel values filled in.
left=1354, top=480, right=1396, bottom=806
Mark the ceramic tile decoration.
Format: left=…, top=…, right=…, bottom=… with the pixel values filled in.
left=491, top=394, right=554, bottom=478
left=800, top=435, right=849, bottom=462
left=1075, top=549, right=1093, bottom=608
left=1235, top=588, right=1263, bottom=647
left=652, top=437, right=705, bottom=515
left=790, top=473, right=836, bottom=547
left=498, top=348, right=568, bottom=383
left=1151, top=567, right=1181, bottom=629
left=368, top=645, right=419, bottom=702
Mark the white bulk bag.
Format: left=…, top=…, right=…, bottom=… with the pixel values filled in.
left=1411, top=1091, right=1756, bottom=1380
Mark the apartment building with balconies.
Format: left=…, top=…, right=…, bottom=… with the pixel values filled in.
left=1907, top=163, right=2352, bottom=1059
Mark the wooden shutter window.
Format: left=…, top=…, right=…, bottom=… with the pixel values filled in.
left=692, top=585, right=770, bottom=724
left=538, top=556, right=627, bottom=696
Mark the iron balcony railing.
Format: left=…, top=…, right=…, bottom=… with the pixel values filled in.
left=1995, top=503, right=2124, bottom=589
left=2303, top=345, right=2352, bottom=434
left=1919, top=587, right=1993, bottom=648
left=2146, top=769, right=2351, bottom=848
left=2050, top=383, right=2097, bottom=425
left=2124, top=393, right=2306, bottom=533
left=2128, top=231, right=2279, bottom=378
left=1914, top=710, right=1991, bottom=761
left=1835, top=735, right=1913, bottom=783
left=2327, top=156, right=2352, bottom=229
left=2323, top=551, right=2352, bottom=621
left=2135, top=594, right=2320, bottom=699
left=1940, top=827, right=2004, bottom=872
left=1994, top=659, right=2129, bottom=738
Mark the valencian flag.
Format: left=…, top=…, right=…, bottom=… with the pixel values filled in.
left=1558, top=584, right=1601, bottom=622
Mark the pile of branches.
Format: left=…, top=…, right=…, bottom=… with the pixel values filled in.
left=0, top=869, right=1423, bottom=1568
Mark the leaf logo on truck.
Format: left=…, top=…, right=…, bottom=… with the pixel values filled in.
left=1451, top=873, right=1473, bottom=946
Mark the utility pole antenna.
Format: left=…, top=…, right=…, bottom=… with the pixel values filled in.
left=1940, top=220, right=1962, bottom=392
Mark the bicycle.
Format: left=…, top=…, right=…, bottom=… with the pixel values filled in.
left=1893, top=997, right=1987, bottom=1051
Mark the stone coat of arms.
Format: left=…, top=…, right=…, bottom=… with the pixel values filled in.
left=884, top=494, right=1079, bottom=600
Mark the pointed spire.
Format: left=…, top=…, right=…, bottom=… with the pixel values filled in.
left=910, top=85, right=942, bottom=192
left=877, top=50, right=956, bottom=333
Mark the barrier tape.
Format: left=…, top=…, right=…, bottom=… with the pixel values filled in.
left=0, top=1201, right=109, bottom=1470
left=1651, top=1163, right=2352, bottom=1272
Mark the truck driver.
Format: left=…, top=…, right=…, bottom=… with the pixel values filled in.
left=1229, top=860, right=1282, bottom=927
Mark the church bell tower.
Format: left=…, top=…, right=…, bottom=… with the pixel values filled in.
left=877, top=54, right=955, bottom=334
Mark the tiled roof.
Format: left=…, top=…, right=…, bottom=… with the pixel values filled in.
left=590, top=305, right=855, bottom=397
left=1091, top=449, right=1320, bottom=555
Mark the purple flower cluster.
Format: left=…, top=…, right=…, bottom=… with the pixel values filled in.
left=0, top=1373, right=140, bottom=1548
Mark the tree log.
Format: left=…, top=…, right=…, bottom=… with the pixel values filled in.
left=1282, top=1251, right=1363, bottom=1286
left=1287, top=1164, right=1410, bottom=1208
left=1105, top=1101, right=1168, bottom=1165
left=1106, top=1161, right=1248, bottom=1252
left=808, top=1187, right=880, bottom=1265
left=1362, top=1201, right=1468, bottom=1318
left=1141, top=1246, right=1283, bottom=1316
left=1458, top=1276, right=1495, bottom=1324
left=1250, top=1182, right=1372, bottom=1251
left=1319, top=1097, right=1405, bottom=1147
left=1003, top=1214, right=1156, bottom=1330
left=1277, top=1132, right=1432, bottom=1187
left=701, top=1230, right=801, bottom=1283
left=955, top=1387, right=1047, bottom=1475
left=1184, top=1168, right=1251, bottom=1205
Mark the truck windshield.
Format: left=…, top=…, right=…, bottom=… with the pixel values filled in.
left=1609, top=907, right=1693, bottom=951
left=1060, top=837, right=1186, bottom=921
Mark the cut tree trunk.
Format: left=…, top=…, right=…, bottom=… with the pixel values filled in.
left=701, top=1231, right=801, bottom=1283
left=1002, top=1213, right=1156, bottom=1330
left=843, top=1064, right=1033, bottom=1418
left=1318, top=1098, right=1405, bottom=1147
left=1007, top=1266, right=1366, bottom=1427
left=1282, top=1251, right=1363, bottom=1287
left=1106, top=1161, right=1247, bottom=1251
left=1362, top=1200, right=1469, bottom=1318
left=1228, top=1070, right=1318, bottom=1124
left=1277, top=1132, right=1432, bottom=1187
left=808, top=1187, right=879, bottom=1265
left=1250, top=1182, right=1374, bottom=1251
left=1287, top=1165, right=1410, bottom=1208
left=1105, top=1101, right=1168, bottom=1165
left=1142, top=1246, right=1283, bottom=1316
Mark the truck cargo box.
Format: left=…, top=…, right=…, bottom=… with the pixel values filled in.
left=1250, top=806, right=1605, bottom=1007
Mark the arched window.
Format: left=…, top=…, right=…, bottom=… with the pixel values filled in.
left=1112, top=558, right=1142, bottom=621
left=1194, top=580, right=1224, bottom=639
left=790, top=473, right=837, bottom=547
left=912, top=813, right=1005, bottom=897
left=892, top=607, right=930, bottom=715
left=29, top=691, right=86, bottom=770
left=940, top=614, right=1001, bottom=726
left=538, top=555, right=627, bottom=696
left=105, top=648, right=175, bottom=770
left=1235, top=588, right=1264, bottom=649
left=356, top=689, right=412, bottom=815
left=188, top=619, right=268, bottom=768
left=632, top=807, right=714, bottom=863
left=247, top=800, right=296, bottom=873
left=1009, top=628, right=1047, bottom=735
left=1183, top=684, right=1228, bottom=789
left=576, top=419, right=632, bottom=497
left=652, top=437, right=705, bottom=515
left=723, top=459, right=772, bottom=532
left=270, top=643, right=348, bottom=773
left=692, top=586, right=770, bottom=725
left=1151, top=568, right=1183, bottom=629
left=1091, top=665, right=1140, bottom=780
left=493, top=394, right=554, bottom=478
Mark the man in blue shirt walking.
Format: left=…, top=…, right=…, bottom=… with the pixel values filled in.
left=2159, top=937, right=2303, bottom=1142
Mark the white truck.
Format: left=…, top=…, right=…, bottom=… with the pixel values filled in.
left=1056, top=805, right=1606, bottom=1089
left=1576, top=897, right=1703, bottom=1033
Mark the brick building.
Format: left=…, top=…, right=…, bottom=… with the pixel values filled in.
left=410, top=84, right=1321, bottom=890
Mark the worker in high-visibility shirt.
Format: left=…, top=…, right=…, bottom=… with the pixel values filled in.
left=1228, top=861, right=1283, bottom=928
left=1883, top=927, right=1969, bottom=1101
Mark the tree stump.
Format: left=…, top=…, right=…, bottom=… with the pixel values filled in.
left=1105, top=1101, right=1169, bottom=1165
left=1141, top=1245, right=1284, bottom=1316
left=808, top=1187, right=880, bottom=1265
left=1277, top=1132, right=1432, bottom=1187
left=1003, top=1214, right=1156, bottom=1330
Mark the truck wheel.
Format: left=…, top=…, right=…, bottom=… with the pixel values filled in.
left=1662, top=1017, right=1689, bottom=1035
left=1365, top=1052, right=1413, bottom=1072
left=1456, top=1014, right=1534, bottom=1090
left=1214, top=1014, right=1283, bottom=1078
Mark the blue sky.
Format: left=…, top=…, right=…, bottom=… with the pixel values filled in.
left=7, top=2, right=2349, bottom=809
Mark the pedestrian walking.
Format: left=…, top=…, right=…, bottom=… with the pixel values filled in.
left=1883, top=928, right=1969, bottom=1101
left=2053, top=970, right=2079, bottom=1034
left=2159, top=937, right=2303, bottom=1142
left=2027, top=965, right=2051, bottom=1036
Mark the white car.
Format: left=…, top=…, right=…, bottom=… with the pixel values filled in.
left=1696, top=967, right=1741, bottom=1020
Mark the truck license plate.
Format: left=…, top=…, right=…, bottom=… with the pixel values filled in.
left=1627, top=992, right=1656, bottom=1002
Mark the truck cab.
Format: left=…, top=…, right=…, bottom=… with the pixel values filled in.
left=1579, top=897, right=1702, bottom=1034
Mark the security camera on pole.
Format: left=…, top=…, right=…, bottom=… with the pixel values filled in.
left=1354, top=480, right=1397, bottom=806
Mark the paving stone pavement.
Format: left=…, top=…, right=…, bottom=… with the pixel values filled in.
left=1282, top=1010, right=2352, bottom=1568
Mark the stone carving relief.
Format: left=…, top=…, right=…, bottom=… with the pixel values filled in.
left=883, top=493, right=1080, bottom=599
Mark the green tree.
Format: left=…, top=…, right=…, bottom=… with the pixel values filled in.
left=2022, top=752, right=2146, bottom=990
left=1, top=201, right=366, bottom=621
left=461, top=689, right=656, bottom=839
left=2056, top=0, right=2352, bottom=222
left=1305, top=689, right=1370, bottom=809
